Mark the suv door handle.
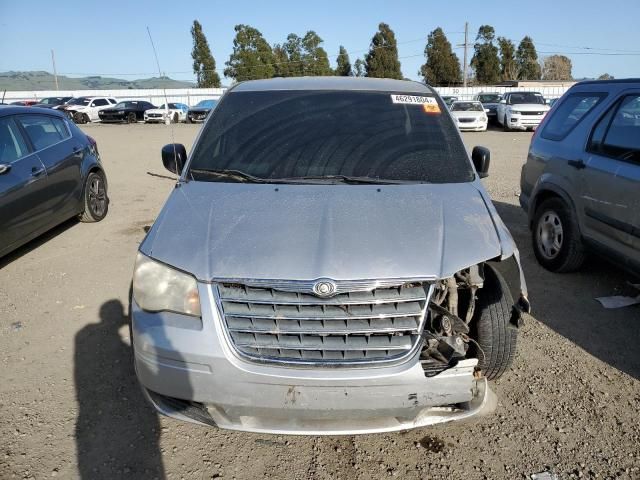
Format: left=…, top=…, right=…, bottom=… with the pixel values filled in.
left=568, top=159, right=586, bottom=170
left=31, top=167, right=45, bottom=177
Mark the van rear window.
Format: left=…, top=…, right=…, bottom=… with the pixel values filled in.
left=541, top=93, right=606, bottom=141
left=189, top=90, right=474, bottom=184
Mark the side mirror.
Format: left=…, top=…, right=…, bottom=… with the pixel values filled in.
left=161, top=143, right=187, bottom=175
left=472, top=146, right=490, bottom=178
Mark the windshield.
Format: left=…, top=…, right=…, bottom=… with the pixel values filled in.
left=477, top=94, right=501, bottom=103
left=114, top=102, right=138, bottom=109
left=40, top=97, right=63, bottom=105
left=195, top=99, right=217, bottom=108
left=509, top=93, right=545, bottom=105
left=451, top=102, right=484, bottom=112
left=159, top=103, right=178, bottom=109
left=188, top=90, right=474, bottom=184
left=68, top=97, right=91, bottom=106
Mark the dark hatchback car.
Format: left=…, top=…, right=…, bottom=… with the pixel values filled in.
left=32, top=96, right=73, bottom=109
left=186, top=99, right=217, bottom=123
left=98, top=100, right=156, bottom=123
left=0, top=107, right=109, bottom=258
left=520, top=79, right=640, bottom=275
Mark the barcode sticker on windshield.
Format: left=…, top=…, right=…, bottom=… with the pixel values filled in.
left=391, top=95, right=437, bottom=105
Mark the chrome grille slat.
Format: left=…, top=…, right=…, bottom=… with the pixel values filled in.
left=216, top=281, right=431, bottom=366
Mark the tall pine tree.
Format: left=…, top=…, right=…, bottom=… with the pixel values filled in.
left=419, top=27, right=461, bottom=86
left=335, top=46, right=352, bottom=76
left=517, top=36, right=541, bottom=80
left=365, top=23, right=402, bottom=79
left=301, top=31, right=332, bottom=76
left=191, top=20, right=221, bottom=87
left=353, top=58, right=366, bottom=77
left=498, top=37, right=518, bottom=81
left=470, top=25, right=501, bottom=85
left=224, top=25, right=275, bottom=81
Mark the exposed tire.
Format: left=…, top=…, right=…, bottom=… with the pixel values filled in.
left=471, top=265, right=518, bottom=380
left=532, top=197, right=585, bottom=272
left=127, top=112, right=137, bottom=124
left=79, top=171, right=108, bottom=222
left=172, top=112, right=179, bottom=124
left=503, top=118, right=510, bottom=131
left=186, top=116, right=192, bottom=124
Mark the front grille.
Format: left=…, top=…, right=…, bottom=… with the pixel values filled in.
left=148, top=113, right=162, bottom=118
left=216, top=281, right=431, bottom=366
left=521, top=111, right=545, bottom=116
left=458, top=118, right=475, bottom=123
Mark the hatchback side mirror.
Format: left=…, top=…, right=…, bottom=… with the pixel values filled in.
left=472, top=146, right=490, bottom=178
left=162, top=143, right=187, bottom=175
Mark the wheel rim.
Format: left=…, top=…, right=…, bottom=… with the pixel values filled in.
left=536, top=210, right=564, bottom=260
left=88, top=176, right=106, bottom=217
left=128, top=113, right=136, bottom=123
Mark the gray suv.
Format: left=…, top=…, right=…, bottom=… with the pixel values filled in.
left=131, top=77, right=530, bottom=434
left=520, top=79, right=640, bottom=275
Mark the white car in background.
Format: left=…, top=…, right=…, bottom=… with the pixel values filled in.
left=60, top=96, right=117, bottom=124
left=449, top=100, right=488, bottom=131
left=144, top=103, right=189, bottom=124
left=496, top=91, right=550, bottom=131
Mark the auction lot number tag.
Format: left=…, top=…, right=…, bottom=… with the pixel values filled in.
left=390, top=95, right=437, bottom=105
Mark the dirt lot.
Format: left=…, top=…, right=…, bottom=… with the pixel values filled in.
left=1, top=123, right=639, bottom=480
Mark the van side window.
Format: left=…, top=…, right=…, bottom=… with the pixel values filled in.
left=541, top=93, right=606, bottom=141
left=588, top=94, right=640, bottom=162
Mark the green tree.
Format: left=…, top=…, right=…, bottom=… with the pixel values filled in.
left=517, top=36, right=541, bottom=80
left=283, top=33, right=304, bottom=77
left=272, top=44, right=289, bottom=77
left=190, top=20, right=221, bottom=87
left=542, top=55, right=572, bottom=80
left=419, top=27, right=461, bottom=86
left=497, top=37, right=518, bottom=81
left=598, top=73, right=614, bottom=80
left=353, top=58, right=366, bottom=77
left=470, top=25, right=501, bottom=85
left=365, top=23, right=402, bottom=79
left=335, top=46, right=352, bottom=76
left=301, top=31, right=332, bottom=76
left=224, top=24, right=275, bottom=81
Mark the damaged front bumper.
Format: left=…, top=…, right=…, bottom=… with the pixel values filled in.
left=132, top=289, right=496, bottom=435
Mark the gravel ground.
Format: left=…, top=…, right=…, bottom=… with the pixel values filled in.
left=1, top=123, right=639, bottom=480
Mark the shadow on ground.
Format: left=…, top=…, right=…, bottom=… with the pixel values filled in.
left=74, top=299, right=165, bottom=479
left=0, top=218, right=78, bottom=269
left=494, top=200, right=640, bottom=380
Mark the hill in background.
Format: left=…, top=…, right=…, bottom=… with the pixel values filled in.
left=0, top=71, right=195, bottom=91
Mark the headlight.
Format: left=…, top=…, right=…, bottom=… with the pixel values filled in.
left=481, top=115, right=487, bottom=121
left=132, top=253, right=201, bottom=316
left=511, top=110, right=521, bottom=115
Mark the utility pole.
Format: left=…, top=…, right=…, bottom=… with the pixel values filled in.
left=463, top=22, right=469, bottom=88
left=51, top=49, right=59, bottom=90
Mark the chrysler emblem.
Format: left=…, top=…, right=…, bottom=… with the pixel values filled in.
left=313, top=279, right=337, bottom=297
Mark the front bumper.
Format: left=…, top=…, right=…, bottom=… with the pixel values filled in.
left=132, top=284, right=496, bottom=435
left=456, top=119, right=487, bottom=131
left=99, top=114, right=126, bottom=122
left=507, top=115, right=545, bottom=130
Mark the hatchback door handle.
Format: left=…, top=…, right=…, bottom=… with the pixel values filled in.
left=0, top=163, right=10, bottom=175
left=568, top=159, right=586, bottom=170
left=31, top=167, right=45, bottom=177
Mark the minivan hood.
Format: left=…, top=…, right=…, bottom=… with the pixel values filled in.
left=141, top=181, right=502, bottom=282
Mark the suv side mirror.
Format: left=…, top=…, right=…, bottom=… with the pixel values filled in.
left=162, top=143, right=187, bottom=175
left=472, top=146, right=490, bottom=178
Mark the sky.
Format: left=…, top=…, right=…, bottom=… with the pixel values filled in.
left=1, top=0, right=639, bottom=84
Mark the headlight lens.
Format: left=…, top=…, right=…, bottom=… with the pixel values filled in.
left=132, top=253, right=201, bottom=316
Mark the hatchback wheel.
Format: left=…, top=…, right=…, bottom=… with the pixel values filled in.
left=79, top=171, right=109, bottom=222
left=532, top=197, right=585, bottom=272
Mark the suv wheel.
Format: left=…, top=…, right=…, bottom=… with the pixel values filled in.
left=532, top=197, right=585, bottom=272
left=471, top=264, right=518, bottom=380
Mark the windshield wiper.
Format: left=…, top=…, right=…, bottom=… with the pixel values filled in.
left=189, top=168, right=272, bottom=183
left=275, top=175, right=415, bottom=185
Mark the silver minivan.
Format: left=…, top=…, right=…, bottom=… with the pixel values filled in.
left=131, top=77, right=530, bottom=434
left=520, top=79, right=640, bottom=275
